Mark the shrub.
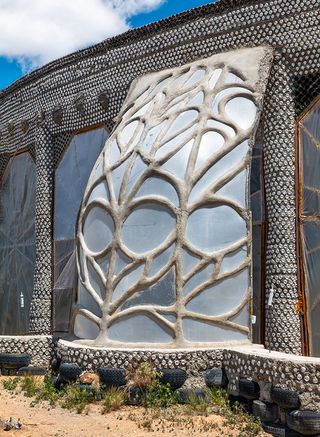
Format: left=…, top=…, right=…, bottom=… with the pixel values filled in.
left=186, top=390, right=211, bottom=416
left=145, top=381, right=177, bottom=408
left=21, top=375, right=41, bottom=397
left=2, top=377, right=20, bottom=391
left=35, top=375, right=63, bottom=406
left=103, top=387, right=126, bottom=413
left=127, top=362, right=159, bottom=388
left=206, top=387, right=230, bottom=414
left=61, top=385, right=91, bottom=413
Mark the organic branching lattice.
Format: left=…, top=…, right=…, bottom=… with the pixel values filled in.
left=74, top=47, right=272, bottom=347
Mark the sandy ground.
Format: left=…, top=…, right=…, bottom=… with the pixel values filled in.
left=0, top=378, right=270, bottom=437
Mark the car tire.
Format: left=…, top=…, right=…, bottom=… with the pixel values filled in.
left=204, top=368, right=228, bottom=388
left=262, top=422, right=304, bottom=437
left=271, top=387, right=300, bottom=410
left=74, top=383, right=101, bottom=400
left=51, top=357, right=61, bottom=373
left=126, top=386, right=145, bottom=406
left=51, top=375, right=66, bottom=390
left=239, top=378, right=260, bottom=400
left=286, top=410, right=320, bottom=435
left=0, top=353, right=31, bottom=369
left=253, top=400, right=278, bottom=422
left=175, top=388, right=209, bottom=404
left=97, top=368, right=127, bottom=387
left=59, top=363, right=82, bottom=382
left=16, top=366, right=47, bottom=376
left=158, top=369, right=187, bottom=390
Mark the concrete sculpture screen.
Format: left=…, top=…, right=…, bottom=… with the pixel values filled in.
left=73, top=47, right=272, bottom=347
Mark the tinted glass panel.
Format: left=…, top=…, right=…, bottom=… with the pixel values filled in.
left=0, top=153, right=36, bottom=335
left=53, top=127, right=108, bottom=333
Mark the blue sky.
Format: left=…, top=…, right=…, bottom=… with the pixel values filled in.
left=0, top=0, right=214, bottom=91
left=129, top=0, right=214, bottom=27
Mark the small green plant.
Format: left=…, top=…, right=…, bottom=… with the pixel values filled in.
left=186, top=391, right=211, bottom=416
left=206, top=387, right=230, bottom=414
left=35, top=375, right=63, bottom=406
left=21, top=375, right=40, bottom=397
left=2, top=377, right=20, bottom=391
left=61, top=385, right=90, bottom=414
left=222, top=401, right=262, bottom=437
left=237, top=414, right=262, bottom=437
left=145, top=381, right=177, bottom=408
left=103, top=387, right=126, bottom=413
left=127, top=362, right=159, bottom=388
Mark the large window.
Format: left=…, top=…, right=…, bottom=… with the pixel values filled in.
left=298, top=97, right=320, bottom=356
left=0, top=152, right=36, bottom=335
left=73, top=47, right=271, bottom=347
left=53, top=127, right=109, bottom=333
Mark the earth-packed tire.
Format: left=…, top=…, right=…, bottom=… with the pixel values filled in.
left=286, top=410, right=320, bottom=435
left=175, top=388, right=209, bottom=404
left=239, top=378, right=260, bottom=400
left=204, top=368, right=228, bottom=388
left=59, top=363, right=82, bottom=382
left=17, top=366, right=47, bottom=376
left=158, top=369, right=187, bottom=390
left=262, top=422, right=305, bottom=437
left=270, top=387, right=300, bottom=410
left=0, top=353, right=31, bottom=369
left=98, top=368, right=127, bottom=387
left=252, top=400, right=278, bottom=423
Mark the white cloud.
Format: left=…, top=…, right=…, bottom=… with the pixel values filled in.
left=0, top=0, right=164, bottom=70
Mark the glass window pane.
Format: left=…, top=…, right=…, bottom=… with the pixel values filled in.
left=53, top=127, right=108, bottom=333
left=122, top=204, right=175, bottom=254
left=186, top=206, right=247, bottom=252
left=109, top=314, right=173, bottom=343
left=54, top=127, right=108, bottom=241
left=186, top=269, right=249, bottom=316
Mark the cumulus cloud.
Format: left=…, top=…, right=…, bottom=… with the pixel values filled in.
left=0, top=0, right=164, bottom=70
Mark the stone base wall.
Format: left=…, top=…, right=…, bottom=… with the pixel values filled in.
left=0, top=335, right=56, bottom=368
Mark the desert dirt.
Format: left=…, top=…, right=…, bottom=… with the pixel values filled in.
left=0, top=377, right=270, bottom=437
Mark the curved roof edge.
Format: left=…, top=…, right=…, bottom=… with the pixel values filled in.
left=0, top=0, right=259, bottom=98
